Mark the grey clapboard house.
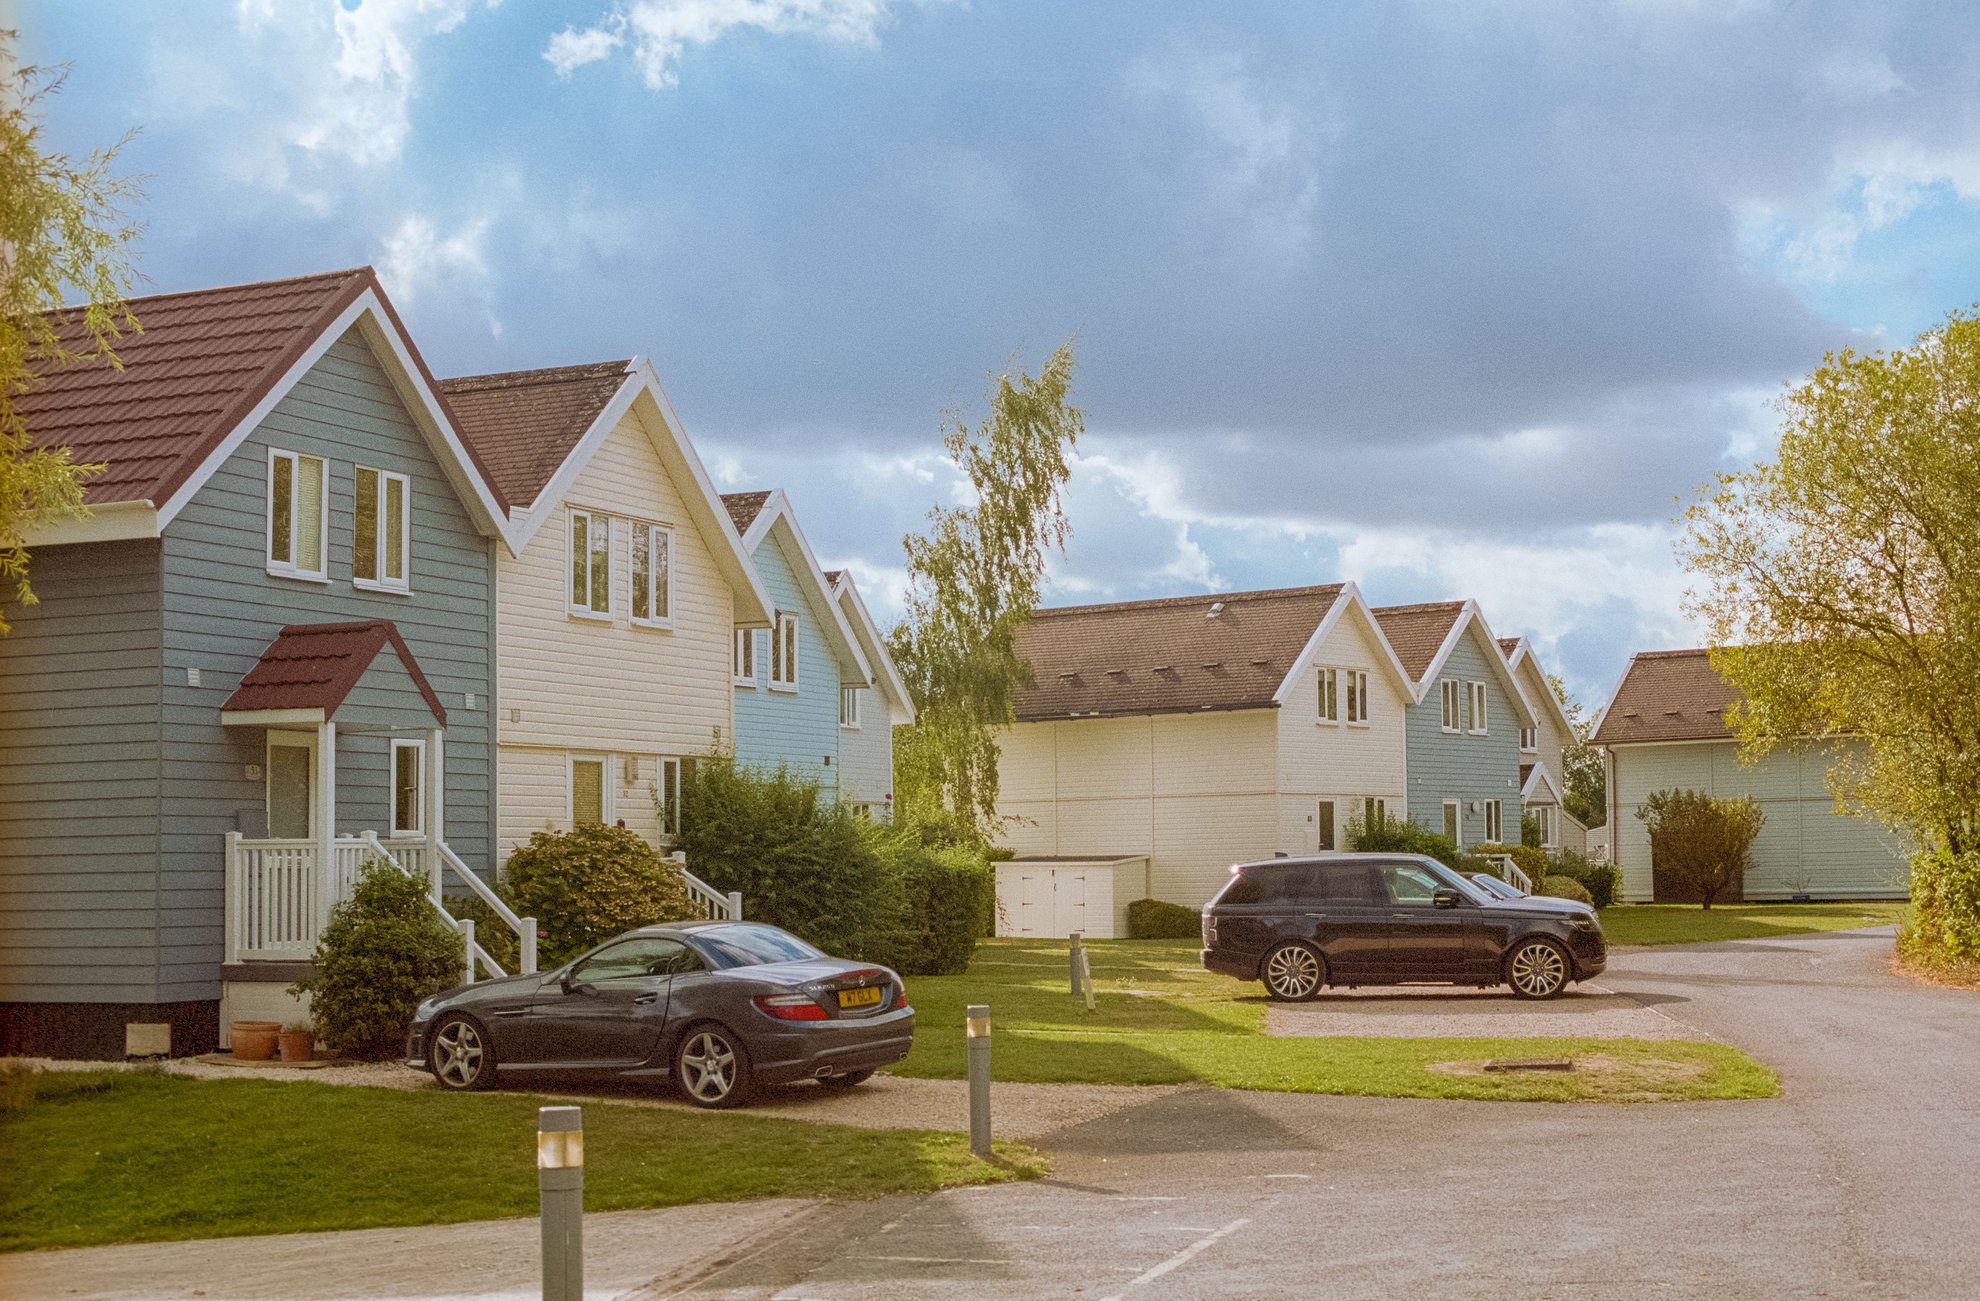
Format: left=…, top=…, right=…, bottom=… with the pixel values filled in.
left=0, top=269, right=515, bottom=1058
left=1372, top=600, right=1536, bottom=848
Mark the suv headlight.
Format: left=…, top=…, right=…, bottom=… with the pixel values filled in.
left=1571, top=914, right=1600, bottom=932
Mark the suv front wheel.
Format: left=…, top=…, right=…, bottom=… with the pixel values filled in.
left=1261, top=941, right=1325, bottom=1001
left=1506, top=938, right=1569, bottom=999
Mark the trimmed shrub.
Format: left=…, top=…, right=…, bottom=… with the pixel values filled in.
left=874, top=836, right=994, bottom=975
left=502, top=824, right=698, bottom=968
left=1351, top=810, right=1468, bottom=869
left=1545, top=848, right=1621, bottom=909
left=1637, top=788, right=1765, bottom=908
left=293, top=861, right=463, bottom=1061
left=1536, top=875, right=1594, bottom=906
left=1128, top=897, right=1201, bottom=940
left=1905, top=847, right=1980, bottom=961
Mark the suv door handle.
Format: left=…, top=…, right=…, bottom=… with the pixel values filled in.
left=1304, top=912, right=1327, bottom=919
left=633, top=992, right=661, bottom=1005
left=1391, top=912, right=1413, bottom=920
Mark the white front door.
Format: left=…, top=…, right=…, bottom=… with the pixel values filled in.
left=266, top=732, right=317, bottom=840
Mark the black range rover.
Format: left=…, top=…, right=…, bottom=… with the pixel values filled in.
left=1201, top=853, right=1606, bottom=1000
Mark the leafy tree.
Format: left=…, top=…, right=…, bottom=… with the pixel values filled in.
left=1, top=35, right=142, bottom=631
left=1678, top=312, right=1979, bottom=946
left=888, top=342, right=1082, bottom=843
left=1635, top=789, right=1765, bottom=909
left=293, top=861, right=463, bottom=1060
left=1551, top=673, right=1606, bottom=827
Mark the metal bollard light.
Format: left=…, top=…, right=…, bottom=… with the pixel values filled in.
left=1068, top=931, right=1085, bottom=996
left=537, top=1105, right=584, bottom=1301
left=966, top=1004, right=992, bottom=1158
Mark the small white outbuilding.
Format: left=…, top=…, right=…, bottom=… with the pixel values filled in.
left=994, top=854, right=1153, bottom=939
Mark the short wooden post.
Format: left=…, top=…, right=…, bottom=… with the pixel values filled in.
left=966, top=1005, right=991, bottom=1158
left=1068, top=931, right=1085, bottom=996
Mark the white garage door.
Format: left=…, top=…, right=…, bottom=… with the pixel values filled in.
left=998, top=866, right=1113, bottom=938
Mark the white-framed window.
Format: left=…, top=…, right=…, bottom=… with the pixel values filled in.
left=733, top=629, right=758, bottom=685
left=568, top=509, right=611, bottom=618
left=1468, top=681, right=1489, bottom=735
left=1443, top=800, right=1461, bottom=845
left=1531, top=804, right=1557, bottom=848
left=1316, top=667, right=1339, bottom=723
left=1519, top=726, right=1538, bottom=752
left=1440, top=679, right=1461, bottom=733
left=770, top=611, right=799, bottom=690
left=390, top=738, right=424, bottom=836
left=1484, top=799, right=1504, bottom=842
left=630, top=523, right=672, bottom=628
left=569, top=754, right=611, bottom=827
left=1316, top=800, right=1336, bottom=851
left=266, top=449, right=327, bottom=581
left=1363, top=796, right=1387, bottom=828
left=1345, top=670, right=1370, bottom=725
left=353, top=466, right=411, bottom=593
left=657, top=756, right=682, bottom=841
left=841, top=685, right=863, bottom=729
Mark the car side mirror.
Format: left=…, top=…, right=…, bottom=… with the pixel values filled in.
left=560, top=972, right=593, bottom=995
left=1432, top=888, right=1461, bottom=909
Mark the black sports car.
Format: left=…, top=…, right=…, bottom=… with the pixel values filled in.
left=406, top=921, right=914, bottom=1107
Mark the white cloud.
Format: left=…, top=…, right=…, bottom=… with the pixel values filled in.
left=1741, top=136, right=1980, bottom=284
left=379, top=213, right=493, bottom=311
left=547, top=0, right=914, bottom=90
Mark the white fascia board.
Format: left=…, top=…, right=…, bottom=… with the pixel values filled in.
left=832, top=572, right=916, bottom=723
left=755, top=493, right=873, bottom=685
left=1521, top=762, right=1563, bottom=802
left=1411, top=602, right=1476, bottom=703
left=1272, top=590, right=1349, bottom=704
left=221, top=707, right=328, bottom=727
left=510, top=364, right=644, bottom=549
left=1510, top=640, right=1577, bottom=737
left=1588, top=654, right=1641, bottom=745
left=1270, top=583, right=1416, bottom=705
left=1462, top=605, right=1539, bottom=729
left=20, top=498, right=161, bottom=546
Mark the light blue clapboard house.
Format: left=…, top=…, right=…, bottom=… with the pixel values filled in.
left=720, top=491, right=887, bottom=805
left=0, top=269, right=527, bottom=1059
left=1372, top=600, right=1537, bottom=849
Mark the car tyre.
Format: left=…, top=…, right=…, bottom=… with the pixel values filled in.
left=676, top=1024, right=753, bottom=1109
left=429, top=1014, right=497, bottom=1091
left=1261, top=941, right=1326, bottom=1002
left=1506, top=938, right=1570, bottom=1000
left=820, top=1069, right=873, bottom=1089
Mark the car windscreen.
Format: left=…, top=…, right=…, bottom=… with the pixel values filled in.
left=1414, top=859, right=1493, bottom=904
left=693, top=924, right=826, bottom=968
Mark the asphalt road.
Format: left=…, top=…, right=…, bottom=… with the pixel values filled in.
left=658, top=927, right=1980, bottom=1301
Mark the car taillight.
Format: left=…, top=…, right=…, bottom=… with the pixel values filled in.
left=753, top=993, right=828, bottom=1021
left=892, top=986, right=908, bottom=1010
left=1204, top=912, right=1217, bottom=944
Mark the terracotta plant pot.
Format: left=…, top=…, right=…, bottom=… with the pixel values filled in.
left=230, top=1020, right=280, bottom=1061
left=277, top=1030, right=314, bottom=1063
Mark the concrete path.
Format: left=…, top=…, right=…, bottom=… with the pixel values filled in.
left=1264, top=979, right=1708, bottom=1039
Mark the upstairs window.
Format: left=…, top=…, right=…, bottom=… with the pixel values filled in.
left=631, top=523, right=672, bottom=627
left=770, top=611, right=799, bottom=690
left=353, top=466, right=410, bottom=592
left=1345, top=670, right=1370, bottom=724
left=1316, top=668, right=1339, bottom=723
left=734, top=629, right=757, bottom=684
left=1468, top=680, right=1489, bottom=734
left=569, top=509, right=611, bottom=617
left=1440, top=679, right=1461, bottom=733
left=1520, top=726, right=1538, bottom=752
left=267, top=449, right=327, bottom=580
left=841, top=685, right=863, bottom=729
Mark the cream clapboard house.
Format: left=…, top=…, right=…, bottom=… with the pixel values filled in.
left=1497, top=636, right=1588, bottom=852
left=440, top=360, right=774, bottom=860
left=994, top=584, right=1416, bottom=921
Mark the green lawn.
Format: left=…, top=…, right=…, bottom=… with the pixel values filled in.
left=1598, top=902, right=1909, bottom=947
left=893, top=939, right=1776, bottom=1103
left=0, top=1069, right=1044, bottom=1254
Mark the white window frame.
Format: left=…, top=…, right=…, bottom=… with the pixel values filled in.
left=1315, top=667, right=1339, bottom=724
left=1532, top=804, right=1557, bottom=848
left=1345, top=670, right=1370, bottom=725
left=265, top=449, right=329, bottom=582
left=841, top=685, right=863, bottom=730
left=1440, top=679, right=1461, bottom=733
left=1519, top=725, right=1538, bottom=752
left=629, top=521, right=674, bottom=630
left=1484, top=799, right=1504, bottom=843
left=1443, top=800, right=1461, bottom=845
left=770, top=611, right=800, bottom=692
left=1362, top=796, right=1387, bottom=828
left=1468, top=680, right=1489, bottom=735
left=568, top=753, right=613, bottom=827
left=353, top=465, right=411, bottom=594
left=568, top=509, right=612, bottom=620
left=657, top=756, right=682, bottom=842
left=733, top=629, right=758, bottom=686
left=389, top=738, right=425, bottom=836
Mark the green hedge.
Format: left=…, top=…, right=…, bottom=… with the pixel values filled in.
left=1543, top=848, right=1621, bottom=909
left=1350, top=811, right=1487, bottom=872
left=293, top=862, right=462, bottom=1060
left=1536, top=874, right=1595, bottom=905
left=1906, top=847, right=1980, bottom=961
left=877, top=838, right=994, bottom=975
left=1127, top=898, right=1201, bottom=940
left=501, top=823, right=699, bottom=968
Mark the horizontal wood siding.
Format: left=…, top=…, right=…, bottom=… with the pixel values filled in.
left=836, top=700, right=894, bottom=818
left=1403, top=627, right=1523, bottom=847
left=158, top=328, right=496, bottom=1000
left=0, top=541, right=164, bottom=1002
left=497, top=745, right=673, bottom=856
left=1275, top=611, right=1411, bottom=852
left=732, top=527, right=847, bottom=794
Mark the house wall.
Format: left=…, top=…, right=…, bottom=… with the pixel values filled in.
left=494, top=403, right=738, bottom=858
left=155, top=327, right=497, bottom=1005
left=1273, top=610, right=1411, bottom=852
left=1403, top=627, right=1524, bottom=846
left=0, top=540, right=165, bottom=1008
left=996, top=710, right=1283, bottom=907
left=835, top=690, right=894, bottom=819
left=1609, top=740, right=1909, bottom=901
left=1514, top=653, right=1571, bottom=807
left=732, top=526, right=848, bottom=795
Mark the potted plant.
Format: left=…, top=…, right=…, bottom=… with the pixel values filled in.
left=230, top=1020, right=280, bottom=1061
left=278, top=1022, right=315, bottom=1063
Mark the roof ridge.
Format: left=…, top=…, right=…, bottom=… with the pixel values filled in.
left=47, top=267, right=373, bottom=318
left=1636, top=647, right=1711, bottom=659
left=1371, top=599, right=1465, bottom=615
left=439, top=359, right=633, bottom=391
left=1034, top=583, right=1344, bottom=619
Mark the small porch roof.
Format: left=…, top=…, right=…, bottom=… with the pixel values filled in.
left=221, top=620, right=447, bottom=725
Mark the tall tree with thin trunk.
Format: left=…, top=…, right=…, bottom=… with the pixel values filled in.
left=890, top=342, right=1082, bottom=844
left=1, top=33, right=143, bottom=631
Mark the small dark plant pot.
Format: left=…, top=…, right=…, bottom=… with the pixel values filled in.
left=231, top=1021, right=280, bottom=1061
left=277, top=1031, right=315, bottom=1063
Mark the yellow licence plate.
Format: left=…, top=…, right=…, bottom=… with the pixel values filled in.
left=838, top=987, right=882, bottom=1009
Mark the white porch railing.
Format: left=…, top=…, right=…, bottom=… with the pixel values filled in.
left=1481, top=852, right=1535, bottom=895
left=675, top=856, right=743, bottom=922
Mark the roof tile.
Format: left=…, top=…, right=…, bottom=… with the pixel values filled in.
left=1371, top=601, right=1466, bottom=681
left=1592, top=649, right=1740, bottom=745
left=221, top=620, right=447, bottom=724
left=722, top=490, right=772, bottom=535
left=437, top=360, right=631, bottom=506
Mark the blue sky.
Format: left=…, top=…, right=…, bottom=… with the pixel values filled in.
left=25, top=0, right=1980, bottom=707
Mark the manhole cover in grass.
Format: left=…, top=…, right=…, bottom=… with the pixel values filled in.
left=1482, top=1057, right=1575, bottom=1072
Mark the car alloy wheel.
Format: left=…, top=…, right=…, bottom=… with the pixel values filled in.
left=677, top=1026, right=751, bottom=1109
left=1262, top=942, right=1324, bottom=1001
left=1507, top=940, right=1568, bottom=999
left=431, top=1015, right=494, bottom=1091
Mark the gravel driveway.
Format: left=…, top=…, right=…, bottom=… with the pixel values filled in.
left=1263, top=979, right=1710, bottom=1039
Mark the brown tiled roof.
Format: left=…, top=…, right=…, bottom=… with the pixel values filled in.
left=222, top=620, right=446, bottom=724
left=1012, top=585, right=1343, bottom=723
left=722, top=490, right=772, bottom=535
left=437, top=359, right=630, bottom=507
left=18, top=270, right=377, bottom=506
left=1371, top=601, right=1466, bottom=681
left=1592, top=649, right=1740, bottom=745
left=1498, top=636, right=1521, bottom=655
